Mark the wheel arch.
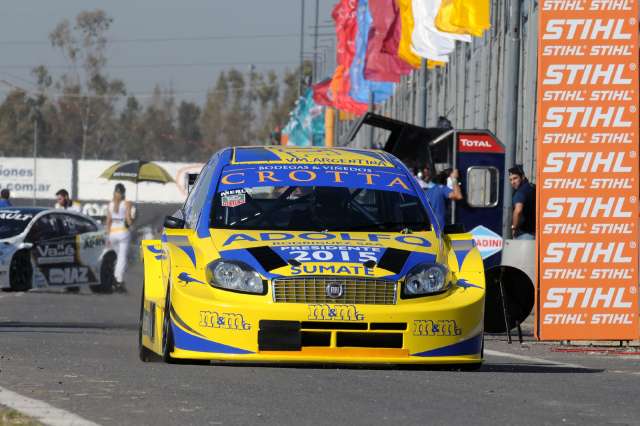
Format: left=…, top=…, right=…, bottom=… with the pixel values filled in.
left=141, top=240, right=166, bottom=304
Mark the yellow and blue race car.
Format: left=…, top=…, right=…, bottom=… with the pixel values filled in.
left=139, top=147, right=485, bottom=367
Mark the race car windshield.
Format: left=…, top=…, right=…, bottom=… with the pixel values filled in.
left=211, top=186, right=431, bottom=232
left=0, top=213, right=32, bottom=239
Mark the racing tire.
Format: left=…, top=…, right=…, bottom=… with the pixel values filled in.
left=90, top=252, right=116, bottom=294
left=138, top=284, right=156, bottom=362
left=161, top=285, right=176, bottom=364
left=9, top=250, right=32, bottom=292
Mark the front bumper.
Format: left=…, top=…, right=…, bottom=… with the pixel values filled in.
left=159, top=281, right=485, bottom=365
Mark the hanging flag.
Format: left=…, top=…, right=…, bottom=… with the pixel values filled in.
left=381, top=0, right=403, bottom=56
left=282, top=89, right=326, bottom=147
left=312, top=78, right=333, bottom=107
left=435, top=0, right=467, bottom=35
left=443, top=0, right=490, bottom=37
left=349, top=0, right=395, bottom=103
left=364, top=0, right=412, bottom=82
left=396, top=0, right=422, bottom=68
left=330, top=0, right=369, bottom=115
left=411, top=0, right=471, bottom=63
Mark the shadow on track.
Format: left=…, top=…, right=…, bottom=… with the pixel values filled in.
left=168, top=361, right=603, bottom=374
left=0, top=321, right=137, bottom=331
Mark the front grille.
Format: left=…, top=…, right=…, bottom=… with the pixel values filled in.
left=272, top=276, right=397, bottom=305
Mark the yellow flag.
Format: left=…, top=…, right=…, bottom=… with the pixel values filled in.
left=435, top=0, right=467, bottom=35
left=396, top=0, right=421, bottom=68
left=436, top=0, right=490, bottom=37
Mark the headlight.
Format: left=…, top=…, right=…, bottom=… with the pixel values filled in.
left=402, top=263, right=449, bottom=297
left=205, top=260, right=265, bottom=294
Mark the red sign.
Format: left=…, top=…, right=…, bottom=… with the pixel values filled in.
left=457, top=133, right=505, bottom=153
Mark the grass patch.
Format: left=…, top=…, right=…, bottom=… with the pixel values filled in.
left=0, top=406, right=41, bottom=426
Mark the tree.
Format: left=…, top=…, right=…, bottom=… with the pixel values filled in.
left=259, top=62, right=313, bottom=145
left=48, top=9, right=126, bottom=158
left=223, top=69, right=249, bottom=146
left=201, top=72, right=229, bottom=152
left=177, top=101, right=203, bottom=159
left=0, top=90, right=32, bottom=157
left=139, top=86, right=177, bottom=160
left=253, top=70, right=280, bottom=143
left=116, top=96, right=144, bottom=159
left=0, top=9, right=316, bottom=161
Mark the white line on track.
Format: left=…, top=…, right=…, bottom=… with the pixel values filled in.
left=0, top=385, right=100, bottom=426
left=485, top=349, right=589, bottom=370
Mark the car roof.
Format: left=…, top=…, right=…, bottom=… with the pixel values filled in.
left=0, top=207, right=95, bottom=221
left=220, top=146, right=400, bottom=169
left=0, top=207, right=48, bottom=215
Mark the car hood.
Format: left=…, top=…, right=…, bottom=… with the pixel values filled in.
left=210, top=229, right=440, bottom=280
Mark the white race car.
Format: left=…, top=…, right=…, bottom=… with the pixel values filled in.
left=0, top=207, right=117, bottom=292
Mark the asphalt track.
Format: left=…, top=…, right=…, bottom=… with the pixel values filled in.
left=1, top=264, right=639, bottom=425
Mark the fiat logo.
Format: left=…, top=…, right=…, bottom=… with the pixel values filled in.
left=325, top=282, right=344, bottom=299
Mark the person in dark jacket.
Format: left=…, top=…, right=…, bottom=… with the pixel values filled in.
left=509, top=165, right=535, bottom=240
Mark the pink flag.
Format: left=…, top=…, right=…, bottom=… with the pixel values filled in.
left=365, top=0, right=412, bottom=82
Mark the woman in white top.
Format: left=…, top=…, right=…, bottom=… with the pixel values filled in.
left=106, top=183, right=134, bottom=292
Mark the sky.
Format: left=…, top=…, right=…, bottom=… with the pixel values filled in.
left=0, top=0, right=335, bottom=105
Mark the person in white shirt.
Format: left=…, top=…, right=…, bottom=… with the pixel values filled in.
left=105, top=183, right=134, bottom=292
left=54, top=189, right=81, bottom=212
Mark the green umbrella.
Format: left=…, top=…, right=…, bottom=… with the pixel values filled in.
left=100, top=160, right=174, bottom=184
left=100, top=160, right=174, bottom=202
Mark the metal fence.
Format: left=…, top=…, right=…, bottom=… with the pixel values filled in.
left=336, top=0, right=538, bottom=182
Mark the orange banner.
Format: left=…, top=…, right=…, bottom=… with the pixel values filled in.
left=536, top=0, right=639, bottom=340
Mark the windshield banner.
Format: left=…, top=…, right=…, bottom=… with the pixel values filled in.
left=231, top=147, right=395, bottom=167
left=218, top=164, right=416, bottom=195
left=536, top=0, right=639, bottom=340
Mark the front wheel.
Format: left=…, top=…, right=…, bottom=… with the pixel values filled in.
left=161, top=285, right=176, bottom=363
left=9, top=250, right=32, bottom=292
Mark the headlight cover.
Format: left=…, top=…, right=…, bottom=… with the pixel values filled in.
left=402, top=263, right=449, bottom=298
left=205, top=260, right=265, bottom=295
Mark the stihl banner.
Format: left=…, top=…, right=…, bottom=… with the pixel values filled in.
left=536, top=0, right=639, bottom=340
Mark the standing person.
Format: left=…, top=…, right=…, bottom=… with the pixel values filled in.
left=426, top=168, right=463, bottom=229
left=0, top=189, right=11, bottom=207
left=413, top=167, right=428, bottom=189
left=509, top=165, right=535, bottom=240
left=54, top=189, right=81, bottom=212
left=419, top=166, right=435, bottom=190
left=106, top=184, right=133, bottom=292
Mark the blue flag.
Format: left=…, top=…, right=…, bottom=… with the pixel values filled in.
left=349, top=0, right=395, bottom=104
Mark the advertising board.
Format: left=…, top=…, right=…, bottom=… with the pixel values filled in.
left=0, top=157, right=73, bottom=200
left=536, top=0, right=639, bottom=339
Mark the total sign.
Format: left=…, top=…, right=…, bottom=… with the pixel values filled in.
left=469, top=225, right=503, bottom=260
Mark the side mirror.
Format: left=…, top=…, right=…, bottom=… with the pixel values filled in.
left=164, top=216, right=185, bottom=229
left=186, top=173, right=199, bottom=194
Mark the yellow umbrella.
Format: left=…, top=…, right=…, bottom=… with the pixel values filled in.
left=100, top=160, right=174, bottom=184
left=100, top=160, right=174, bottom=201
